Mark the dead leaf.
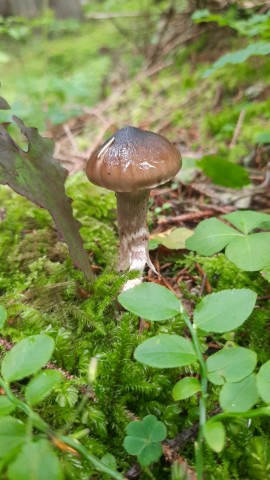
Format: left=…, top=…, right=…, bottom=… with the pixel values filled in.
left=0, top=107, right=93, bottom=282
left=151, top=227, right=193, bottom=250
left=51, top=436, right=78, bottom=455
left=0, top=97, right=10, bottom=110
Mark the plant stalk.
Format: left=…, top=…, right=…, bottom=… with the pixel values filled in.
left=0, top=377, right=125, bottom=480
left=182, top=311, right=208, bottom=480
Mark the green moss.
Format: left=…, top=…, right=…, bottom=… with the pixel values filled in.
left=190, top=253, right=267, bottom=295
left=1, top=8, right=270, bottom=476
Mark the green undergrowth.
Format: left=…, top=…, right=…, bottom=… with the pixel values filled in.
left=1, top=177, right=270, bottom=478
left=179, top=254, right=270, bottom=363
left=1, top=3, right=270, bottom=477
left=0, top=180, right=189, bottom=477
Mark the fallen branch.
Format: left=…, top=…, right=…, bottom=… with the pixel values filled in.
left=157, top=209, right=218, bottom=225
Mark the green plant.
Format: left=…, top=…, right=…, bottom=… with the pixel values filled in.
left=0, top=98, right=93, bottom=282
left=124, top=414, right=167, bottom=467
left=118, top=282, right=270, bottom=479
left=196, top=155, right=250, bottom=188
left=186, top=210, right=270, bottom=272
left=192, top=8, right=270, bottom=77
left=202, top=42, right=270, bottom=78
left=0, top=311, right=124, bottom=480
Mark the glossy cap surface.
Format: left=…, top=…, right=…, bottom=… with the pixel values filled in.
left=86, top=126, right=181, bottom=192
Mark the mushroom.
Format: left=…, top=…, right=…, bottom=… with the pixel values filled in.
left=86, top=126, right=181, bottom=286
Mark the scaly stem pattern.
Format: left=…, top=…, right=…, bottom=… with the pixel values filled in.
left=116, top=190, right=155, bottom=274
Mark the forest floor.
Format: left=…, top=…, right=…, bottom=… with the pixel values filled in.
left=0, top=2, right=270, bottom=479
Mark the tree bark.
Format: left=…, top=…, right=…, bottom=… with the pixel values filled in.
left=8, top=0, right=41, bottom=18
left=0, top=0, right=12, bottom=16
left=49, top=0, right=82, bottom=20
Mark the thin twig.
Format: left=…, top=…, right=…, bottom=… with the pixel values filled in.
left=157, top=210, right=217, bottom=225
left=229, top=109, right=246, bottom=148
left=63, top=124, right=78, bottom=150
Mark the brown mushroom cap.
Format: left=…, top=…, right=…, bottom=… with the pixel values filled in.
left=86, top=126, right=181, bottom=192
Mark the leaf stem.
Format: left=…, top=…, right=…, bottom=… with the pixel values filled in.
left=181, top=310, right=208, bottom=480
left=208, top=406, right=270, bottom=423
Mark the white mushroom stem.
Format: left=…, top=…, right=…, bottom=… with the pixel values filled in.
left=116, top=190, right=157, bottom=276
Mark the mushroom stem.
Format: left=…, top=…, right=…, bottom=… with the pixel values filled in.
left=116, top=190, right=156, bottom=274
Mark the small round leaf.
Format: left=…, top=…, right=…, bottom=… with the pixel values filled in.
left=257, top=360, right=270, bottom=404
left=194, top=289, right=257, bottom=333
left=138, top=443, right=162, bottom=467
left=206, top=346, right=257, bottom=385
left=118, top=283, right=181, bottom=321
left=223, top=211, right=270, bottom=235
left=25, top=369, right=63, bottom=405
left=0, top=396, right=15, bottom=416
left=124, top=415, right=167, bottom=467
left=134, top=334, right=197, bottom=368
left=7, top=439, right=63, bottom=480
left=204, top=421, right=226, bottom=453
left=124, top=437, right=145, bottom=455
left=219, top=374, right=258, bottom=412
left=172, top=377, right=201, bottom=400
left=185, top=218, right=242, bottom=255
left=0, top=416, right=26, bottom=460
left=225, top=233, right=270, bottom=271
left=1, top=335, right=55, bottom=382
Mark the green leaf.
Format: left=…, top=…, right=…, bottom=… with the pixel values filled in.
left=194, top=289, right=256, bottom=333
left=219, top=374, right=258, bottom=412
left=25, top=370, right=63, bottom=405
left=134, top=334, right=197, bottom=368
left=198, top=156, right=250, bottom=188
left=0, top=416, right=26, bottom=461
left=126, top=420, right=146, bottom=439
left=100, top=453, right=117, bottom=471
left=7, top=439, right=63, bottom=480
left=124, top=415, right=166, bottom=467
left=185, top=218, right=242, bottom=255
left=0, top=397, right=15, bottom=416
left=203, top=42, right=270, bottom=78
left=204, top=421, right=225, bottom=453
left=0, top=115, right=93, bottom=281
left=207, top=346, right=257, bottom=385
left=138, top=443, right=162, bottom=467
left=254, top=131, right=270, bottom=144
left=144, top=416, right=167, bottom=442
left=223, top=211, right=270, bottom=234
left=148, top=239, right=159, bottom=250
left=257, top=361, right=270, bottom=404
left=225, top=233, right=270, bottom=271
left=1, top=335, right=55, bottom=382
left=124, top=436, right=145, bottom=455
left=0, top=305, right=7, bottom=329
left=151, top=228, right=193, bottom=250
left=118, top=283, right=181, bottom=321
left=172, top=377, right=201, bottom=400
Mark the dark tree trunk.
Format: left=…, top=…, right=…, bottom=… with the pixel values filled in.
left=8, top=0, right=41, bottom=17
left=49, top=0, right=82, bottom=20
left=0, top=0, right=12, bottom=16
